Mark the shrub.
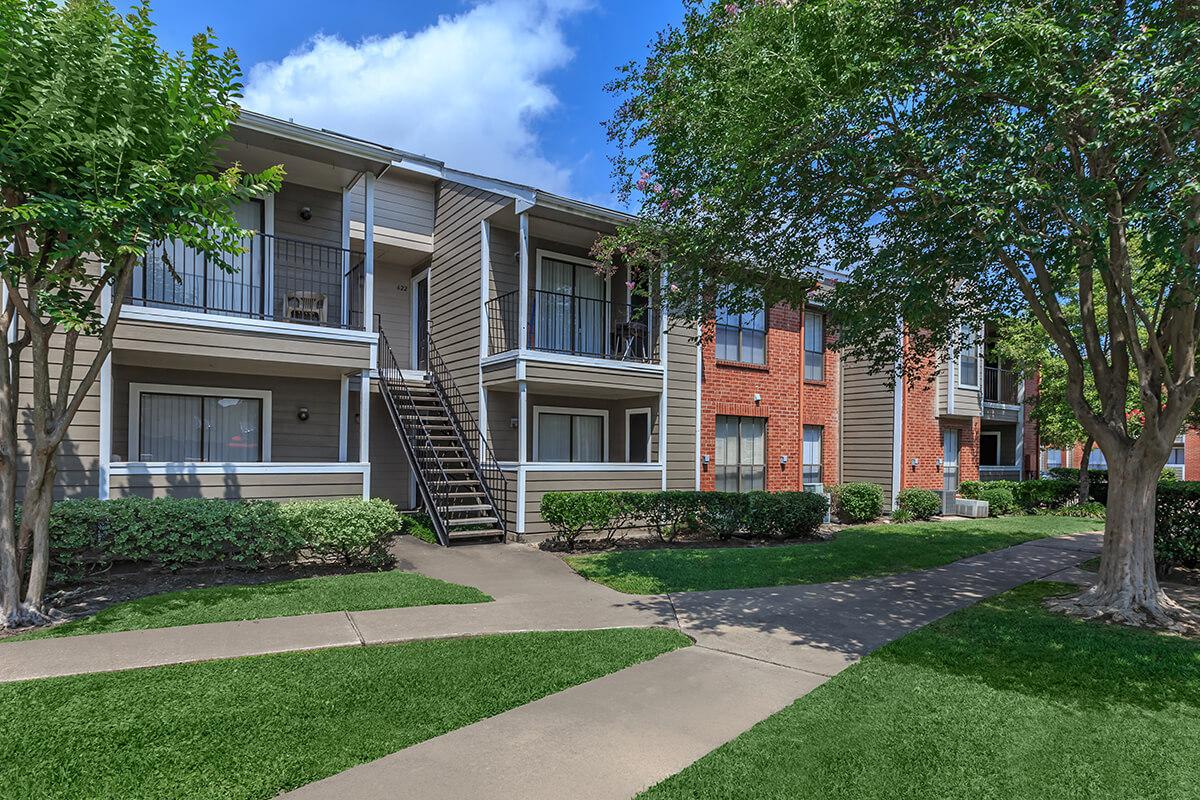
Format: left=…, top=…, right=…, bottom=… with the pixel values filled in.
left=977, top=487, right=1016, bottom=516
left=1154, top=482, right=1200, bottom=572
left=958, top=480, right=985, bottom=500
left=896, top=488, right=941, bottom=521
left=540, top=491, right=633, bottom=550
left=835, top=482, right=884, bottom=523
left=402, top=513, right=439, bottom=545
left=1013, top=478, right=1077, bottom=511
left=278, top=498, right=403, bottom=568
left=745, top=491, right=828, bottom=539
left=891, top=507, right=914, bottom=523
left=697, top=492, right=750, bottom=540
left=1038, top=501, right=1106, bottom=519
left=637, top=491, right=703, bottom=542
left=46, top=497, right=303, bottom=581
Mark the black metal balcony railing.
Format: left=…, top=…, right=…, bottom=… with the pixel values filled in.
left=984, top=365, right=1019, bottom=405
left=130, top=232, right=366, bottom=331
left=486, top=289, right=661, bottom=362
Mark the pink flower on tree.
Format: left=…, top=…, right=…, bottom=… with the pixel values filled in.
left=626, top=280, right=637, bottom=290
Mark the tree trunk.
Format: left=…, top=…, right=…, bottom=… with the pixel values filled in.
left=1050, top=447, right=1198, bottom=633
left=1078, top=436, right=1092, bottom=504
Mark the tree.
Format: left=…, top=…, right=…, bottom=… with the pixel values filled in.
left=599, top=0, right=1200, bottom=630
left=0, top=0, right=282, bottom=628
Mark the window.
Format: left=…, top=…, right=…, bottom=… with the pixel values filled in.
left=715, top=305, right=766, bottom=364
left=1045, top=448, right=1063, bottom=469
left=534, top=254, right=607, bottom=356
left=534, top=407, right=607, bottom=462
left=1088, top=448, right=1108, bottom=468
left=1167, top=436, right=1186, bottom=477
left=715, top=415, right=766, bottom=492
left=131, top=384, right=269, bottom=463
left=804, top=312, right=825, bottom=381
left=958, top=323, right=979, bottom=387
left=802, top=426, right=823, bottom=489
left=626, top=408, right=652, bottom=463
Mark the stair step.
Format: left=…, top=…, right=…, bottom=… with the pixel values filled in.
left=447, top=528, right=504, bottom=540
left=447, top=515, right=499, bottom=527
left=444, top=504, right=493, bottom=513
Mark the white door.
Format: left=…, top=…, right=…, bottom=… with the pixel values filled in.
left=942, top=428, right=960, bottom=510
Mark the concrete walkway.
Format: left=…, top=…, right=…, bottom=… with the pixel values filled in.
left=281, top=531, right=1102, bottom=800
left=0, top=530, right=1103, bottom=800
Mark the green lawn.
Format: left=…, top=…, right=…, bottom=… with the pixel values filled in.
left=4, top=570, right=491, bottom=641
left=566, top=516, right=1102, bottom=594
left=639, top=582, right=1200, bottom=799
left=0, top=627, right=689, bottom=800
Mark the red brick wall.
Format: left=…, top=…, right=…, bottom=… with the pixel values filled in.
left=897, top=366, right=979, bottom=492
left=699, top=303, right=839, bottom=492
left=1186, top=429, right=1200, bottom=481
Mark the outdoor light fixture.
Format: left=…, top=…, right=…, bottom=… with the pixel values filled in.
left=780, top=454, right=789, bottom=466
left=510, top=417, right=519, bottom=428
left=297, top=406, right=309, bottom=422
left=299, top=206, right=312, bottom=221
left=753, top=393, right=762, bottom=404
left=702, top=454, right=711, bottom=465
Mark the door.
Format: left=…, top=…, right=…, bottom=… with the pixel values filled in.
left=411, top=271, right=429, bottom=370
left=535, top=257, right=606, bottom=356
left=942, top=428, right=960, bottom=511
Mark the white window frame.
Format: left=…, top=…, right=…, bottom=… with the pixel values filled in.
left=625, top=407, right=653, bottom=463
left=128, top=383, right=273, bottom=463
left=956, top=323, right=981, bottom=390
left=532, top=405, right=609, bottom=462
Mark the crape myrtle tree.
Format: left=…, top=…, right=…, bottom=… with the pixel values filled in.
left=596, top=0, right=1200, bottom=630
left=0, top=0, right=282, bottom=628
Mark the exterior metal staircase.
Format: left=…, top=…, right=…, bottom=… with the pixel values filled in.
left=377, top=325, right=509, bottom=545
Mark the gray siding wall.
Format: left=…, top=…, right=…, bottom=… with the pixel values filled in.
left=111, top=471, right=363, bottom=501
left=368, top=391, right=414, bottom=508
left=665, top=323, right=699, bottom=489
left=840, top=356, right=896, bottom=506
left=350, top=172, right=437, bottom=239
left=271, top=182, right=348, bottom=325
left=520, top=469, right=665, bottom=536
left=112, top=365, right=342, bottom=463
left=428, top=182, right=509, bottom=423
left=375, top=259, right=426, bottom=367
left=487, top=389, right=519, bottom=461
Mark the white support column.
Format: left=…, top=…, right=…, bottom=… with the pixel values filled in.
left=359, top=369, right=371, bottom=499
left=340, top=177, right=354, bottom=328
left=479, top=220, right=491, bottom=455
left=694, top=323, right=703, bottom=490
left=98, top=284, right=113, bottom=499
left=338, top=374, right=350, bottom=462
left=363, top=172, right=376, bottom=341
left=1015, top=376, right=1026, bottom=477
left=658, top=277, right=669, bottom=490
left=518, top=211, right=530, bottom=351
left=517, top=379, right=528, bottom=465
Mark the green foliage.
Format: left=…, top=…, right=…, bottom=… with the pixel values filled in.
left=834, top=483, right=883, bottom=524
left=278, top=498, right=403, bottom=569
left=1038, top=501, right=1106, bottom=520
left=896, top=489, right=940, bottom=521
left=43, top=497, right=402, bottom=581
left=402, top=513, right=440, bottom=545
left=977, top=487, right=1016, bottom=517
left=1012, top=479, right=1078, bottom=511
left=745, top=492, right=828, bottom=539
left=1153, top=483, right=1200, bottom=572
left=539, top=490, right=826, bottom=546
left=957, top=481, right=984, bottom=500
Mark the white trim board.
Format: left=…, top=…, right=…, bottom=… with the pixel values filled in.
left=120, top=305, right=378, bottom=344
left=496, top=461, right=664, bottom=473
left=480, top=350, right=664, bottom=374
left=110, top=462, right=369, bottom=476
left=128, top=382, right=273, bottom=463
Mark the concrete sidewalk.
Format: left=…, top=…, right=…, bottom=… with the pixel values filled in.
left=0, top=538, right=675, bottom=682
left=279, top=531, right=1103, bottom=800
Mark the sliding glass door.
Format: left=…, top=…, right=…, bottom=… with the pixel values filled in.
left=535, top=256, right=607, bottom=356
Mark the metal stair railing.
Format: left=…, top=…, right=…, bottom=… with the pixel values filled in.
left=376, top=325, right=458, bottom=546
left=425, top=334, right=511, bottom=540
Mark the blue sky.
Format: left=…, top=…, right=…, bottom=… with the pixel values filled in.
left=150, top=0, right=684, bottom=207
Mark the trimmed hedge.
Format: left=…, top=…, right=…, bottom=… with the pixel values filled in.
left=540, top=490, right=828, bottom=548
left=44, top=497, right=403, bottom=582
left=977, top=487, right=1016, bottom=517
left=1155, top=482, right=1200, bottom=571
left=1012, top=478, right=1078, bottom=511
left=896, top=488, right=940, bottom=521
left=833, top=482, right=884, bottom=523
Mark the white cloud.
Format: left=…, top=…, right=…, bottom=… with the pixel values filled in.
left=243, top=0, right=590, bottom=192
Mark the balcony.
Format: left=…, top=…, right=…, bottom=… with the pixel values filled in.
left=129, top=233, right=367, bottom=331
left=487, top=289, right=661, bottom=363
left=983, top=366, right=1019, bottom=405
